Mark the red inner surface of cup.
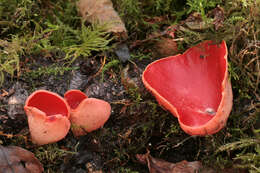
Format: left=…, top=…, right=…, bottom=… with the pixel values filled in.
left=27, top=92, right=69, bottom=117
left=64, top=91, right=87, bottom=110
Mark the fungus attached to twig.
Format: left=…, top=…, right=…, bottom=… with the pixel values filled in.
left=64, top=90, right=111, bottom=136
left=142, top=40, right=233, bottom=135
left=24, top=90, right=71, bottom=145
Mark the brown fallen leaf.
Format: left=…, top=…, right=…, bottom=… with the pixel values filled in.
left=136, top=151, right=203, bottom=173
left=185, top=12, right=211, bottom=30
left=77, top=0, right=127, bottom=35
left=0, top=145, right=43, bottom=173
left=86, top=162, right=103, bottom=173
left=154, top=37, right=179, bottom=57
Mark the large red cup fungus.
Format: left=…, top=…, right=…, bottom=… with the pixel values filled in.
left=142, top=40, right=233, bottom=135
left=64, top=90, right=111, bottom=136
left=24, top=90, right=71, bottom=145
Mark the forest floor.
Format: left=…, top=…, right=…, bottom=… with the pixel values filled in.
left=0, top=0, right=259, bottom=172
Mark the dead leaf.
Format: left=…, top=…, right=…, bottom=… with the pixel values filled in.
left=185, top=12, right=211, bottom=30
left=77, top=0, right=127, bottom=35
left=0, top=145, right=43, bottom=173
left=121, top=64, right=139, bottom=91
left=1, top=90, right=9, bottom=97
left=86, top=162, right=103, bottom=173
left=154, top=37, right=179, bottom=57
left=211, top=6, right=225, bottom=30
left=136, top=151, right=203, bottom=173
left=185, top=7, right=225, bottom=31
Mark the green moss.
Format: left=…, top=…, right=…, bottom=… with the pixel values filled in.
left=215, top=133, right=260, bottom=171
left=23, top=65, right=78, bottom=80
left=186, top=0, right=222, bottom=19
left=119, top=167, right=139, bottom=173
left=112, top=0, right=186, bottom=38
left=0, top=37, right=22, bottom=85
left=34, top=144, right=76, bottom=172
left=101, top=59, right=121, bottom=80
left=63, top=24, right=112, bottom=64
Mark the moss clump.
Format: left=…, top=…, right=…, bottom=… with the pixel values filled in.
left=34, top=144, right=76, bottom=172
left=0, top=0, right=113, bottom=86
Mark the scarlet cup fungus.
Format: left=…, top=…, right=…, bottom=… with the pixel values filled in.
left=24, top=90, right=71, bottom=145
left=64, top=90, right=111, bottom=136
left=142, top=40, right=233, bottom=135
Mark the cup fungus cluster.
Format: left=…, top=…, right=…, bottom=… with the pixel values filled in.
left=24, top=90, right=111, bottom=145
left=142, top=40, right=233, bottom=135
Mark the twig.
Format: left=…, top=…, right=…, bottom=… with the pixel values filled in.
left=172, top=136, right=197, bottom=149
left=93, top=56, right=106, bottom=78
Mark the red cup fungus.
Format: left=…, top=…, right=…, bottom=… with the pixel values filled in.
left=64, top=90, right=111, bottom=136
left=142, top=40, right=233, bottom=135
left=24, top=90, right=71, bottom=145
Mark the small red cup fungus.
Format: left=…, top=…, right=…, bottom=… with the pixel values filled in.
left=64, top=90, right=111, bottom=136
left=142, top=40, right=233, bottom=135
left=24, top=90, right=71, bottom=145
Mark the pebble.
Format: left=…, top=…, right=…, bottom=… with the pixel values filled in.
left=7, top=82, right=28, bottom=119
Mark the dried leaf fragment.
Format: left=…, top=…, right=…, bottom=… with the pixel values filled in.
left=136, top=151, right=202, bottom=173
left=154, top=37, right=178, bottom=57
left=77, top=0, right=127, bottom=34
left=0, top=145, right=43, bottom=173
left=211, top=6, right=225, bottom=30
left=185, top=12, right=211, bottom=30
